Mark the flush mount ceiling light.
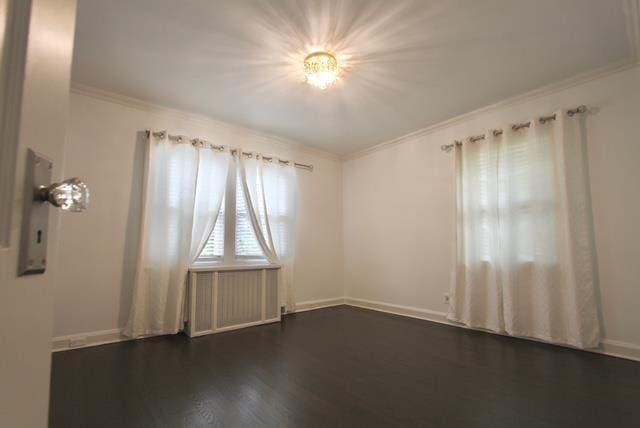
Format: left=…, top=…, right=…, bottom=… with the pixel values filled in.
left=303, top=51, right=339, bottom=90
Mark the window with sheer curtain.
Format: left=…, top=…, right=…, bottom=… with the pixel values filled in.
left=193, top=152, right=298, bottom=309
left=199, top=194, right=225, bottom=259
left=472, top=132, right=557, bottom=263
left=127, top=136, right=299, bottom=337
left=448, top=110, right=600, bottom=349
left=197, top=168, right=267, bottom=264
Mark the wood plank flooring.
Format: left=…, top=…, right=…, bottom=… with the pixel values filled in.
left=50, top=305, right=640, bottom=427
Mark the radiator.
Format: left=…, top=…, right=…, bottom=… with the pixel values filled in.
left=185, top=266, right=280, bottom=337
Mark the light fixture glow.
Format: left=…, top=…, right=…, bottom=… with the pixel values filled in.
left=303, top=51, right=339, bottom=90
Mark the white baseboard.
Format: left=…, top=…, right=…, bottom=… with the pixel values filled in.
left=344, top=297, right=640, bottom=362
left=52, top=297, right=640, bottom=362
left=600, top=338, right=640, bottom=361
left=52, top=297, right=347, bottom=351
left=293, top=297, right=346, bottom=313
left=344, top=297, right=449, bottom=325
left=52, top=328, right=130, bottom=352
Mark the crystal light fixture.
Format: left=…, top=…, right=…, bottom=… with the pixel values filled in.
left=303, top=51, right=339, bottom=90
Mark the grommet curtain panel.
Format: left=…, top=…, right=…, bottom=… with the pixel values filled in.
left=190, top=149, right=231, bottom=260
left=125, top=133, right=229, bottom=338
left=239, top=154, right=298, bottom=311
left=447, top=111, right=600, bottom=349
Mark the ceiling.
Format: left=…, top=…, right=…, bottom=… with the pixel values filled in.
left=72, top=0, right=635, bottom=155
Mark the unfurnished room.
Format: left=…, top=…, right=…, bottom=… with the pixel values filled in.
left=1, top=0, right=639, bottom=427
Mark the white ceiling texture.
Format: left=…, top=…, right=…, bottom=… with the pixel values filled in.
left=72, top=0, right=636, bottom=155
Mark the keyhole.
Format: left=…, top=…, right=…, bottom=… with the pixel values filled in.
left=37, top=229, right=42, bottom=244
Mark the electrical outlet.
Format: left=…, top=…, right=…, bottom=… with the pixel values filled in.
left=68, top=337, right=87, bottom=348
left=443, top=293, right=450, bottom=304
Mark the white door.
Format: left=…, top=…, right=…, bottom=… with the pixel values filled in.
left=0, top=0, right=77, bottom=426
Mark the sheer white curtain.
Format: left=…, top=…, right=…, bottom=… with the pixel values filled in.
left=239, top=153, right=298, bottom=311
left=263, top=157, right=298, bottom=311
left=190, top=149, right=230, bottom=260
left=238, top=154, right=278, bottom=263
left=448, top=111, right=600, bottom=349
left=125, top=134, right=229, bottom=338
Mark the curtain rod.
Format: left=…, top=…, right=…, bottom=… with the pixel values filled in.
left=440, top=105, right=588, bottom=153
left=145, top=130, right=314, bottom=171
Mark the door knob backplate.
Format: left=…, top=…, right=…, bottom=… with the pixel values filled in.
left=18, top=149, right=52, bottom=275
left=18, top=149, right=89, bottom=276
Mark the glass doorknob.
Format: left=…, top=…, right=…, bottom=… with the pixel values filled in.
left=38, top=177, right=90, bottom=212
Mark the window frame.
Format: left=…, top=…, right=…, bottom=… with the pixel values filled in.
left=191, top=156, right=273, bottom=269
left=468, top=137, right=557, bottom=265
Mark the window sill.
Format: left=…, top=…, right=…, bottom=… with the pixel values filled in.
left=189, top=263, right=280, bottom=272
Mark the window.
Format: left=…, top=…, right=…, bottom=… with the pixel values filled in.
left=234, top=171, right=265, bottom=260
left=467, top=141, right=497, bottom=262
left=199, top=195, right=224, bottom=259
left=466, top=132, right=557, bottom=264
left=195, top=161, right=267, bottom=265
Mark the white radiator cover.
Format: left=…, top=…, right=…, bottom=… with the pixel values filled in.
left=186, top=266, right=280, bottom=337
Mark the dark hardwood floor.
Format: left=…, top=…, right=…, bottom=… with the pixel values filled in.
left=50, top=306, right=640, bottom=427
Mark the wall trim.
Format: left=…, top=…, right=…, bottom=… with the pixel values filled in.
left=294, top=297, right=347, bottom=313
left=69, top=82, right=341, bottom=162
left=344, top=297, right=449, bottom=325
left=52, top=328, right=130, bottom=352
left=344, top=297, right=640, bottom=362
left=52, top=299, right=640, bottom=362
left=600, top=338, right=640, bottom=361
left=52, top=297, right=348, bottom=351
left=343, top=60, right=640, bottom=161
left=73, top=61, right=640, bottom=164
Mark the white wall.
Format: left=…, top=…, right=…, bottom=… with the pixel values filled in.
left=343, top=65, right=640, bottom=353
left=53, top=88, right=343, bottom=338
left=56, top=65, right=640, bottom=360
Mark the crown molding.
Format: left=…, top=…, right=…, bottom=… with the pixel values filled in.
left=343, top=60, right=640, bottom=161
left=69, top=82, right=341, bottom=162
left=73, top=58, right=640, bottom=164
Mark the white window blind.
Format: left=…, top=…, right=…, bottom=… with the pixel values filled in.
left=199, top=195, right=225, bottom=259
left=471, top=142, right=496, bottom=262
left=465, top=132, right=557, bottom=263
left=500, top=136, right=534, bottom=261
left=235, top=171, right=265, bottom=259
left=197, top=164, right=267, bottom=263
